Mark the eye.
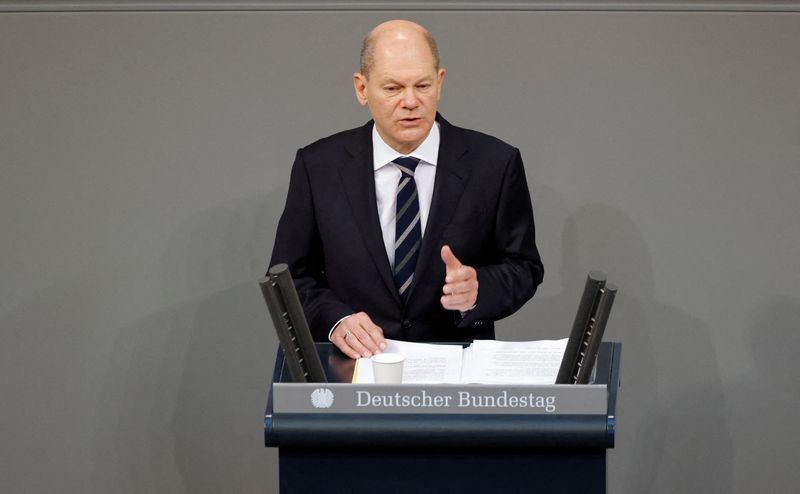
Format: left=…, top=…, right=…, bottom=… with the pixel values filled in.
left=384, top=85, right=400, bottom=94
left=417, top=84, right=431, bottom=90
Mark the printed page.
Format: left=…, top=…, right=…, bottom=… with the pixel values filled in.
left=353, top=339, right=464, bottom=384
left=462, top=338, right=569, bottom=384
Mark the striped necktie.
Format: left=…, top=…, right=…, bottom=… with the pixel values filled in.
left=392, top=157, right=422, bottom=301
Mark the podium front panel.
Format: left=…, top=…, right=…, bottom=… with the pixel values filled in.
left=264, top=342, right=621, bottom=493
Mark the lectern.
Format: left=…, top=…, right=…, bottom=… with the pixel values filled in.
left=265, top=342, right=621, bottom=493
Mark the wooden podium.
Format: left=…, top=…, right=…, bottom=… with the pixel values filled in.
left=265, top=342, right=621, bottom=493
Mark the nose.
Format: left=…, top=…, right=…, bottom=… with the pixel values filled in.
left=401, top=87, right=419, bottom=109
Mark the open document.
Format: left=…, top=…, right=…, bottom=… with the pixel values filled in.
left=354, top=338, right=568, bottom=385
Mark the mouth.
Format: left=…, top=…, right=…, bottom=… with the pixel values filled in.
left=398, top=117, right=422, bottom=127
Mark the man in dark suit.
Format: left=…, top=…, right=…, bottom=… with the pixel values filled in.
left=270, top=20, right=543, bottom=359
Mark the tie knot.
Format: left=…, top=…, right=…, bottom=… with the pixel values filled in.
left=393, top=157, right=420, bottom=177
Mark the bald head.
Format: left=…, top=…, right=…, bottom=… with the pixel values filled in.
left=359, top=20, right=440, bottom=77
left=353, top=19, right=445, bottom=154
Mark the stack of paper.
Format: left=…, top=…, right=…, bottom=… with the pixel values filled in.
left=353, top=338, right=568, bottom=384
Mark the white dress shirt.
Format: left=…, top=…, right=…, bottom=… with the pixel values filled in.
left=372, top=122, right=439, bottom=267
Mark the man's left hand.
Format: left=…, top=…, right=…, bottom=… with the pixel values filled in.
left=440, top=245, right=478, bottom=311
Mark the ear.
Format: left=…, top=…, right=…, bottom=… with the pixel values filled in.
left=353, top=72, right=369, bottom=107
left=435, top=68, right=446, bottom=96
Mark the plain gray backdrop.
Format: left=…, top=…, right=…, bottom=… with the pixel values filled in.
left=1, top=2, right=799, bottom=493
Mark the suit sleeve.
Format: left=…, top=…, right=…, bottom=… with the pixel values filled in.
left=457, top=148, right=544, bottom=328
left=269, top=149, right=354, bottom=340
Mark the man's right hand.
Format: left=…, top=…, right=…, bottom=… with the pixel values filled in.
left=332, top=312, right=387, bottom=360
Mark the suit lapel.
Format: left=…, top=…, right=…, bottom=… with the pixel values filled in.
left=410, top=116, right=471, bottom=303
left=340, top=122, right=402, bottom=305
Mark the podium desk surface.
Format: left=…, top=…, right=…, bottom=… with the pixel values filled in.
left=265, top=341, right=620, bottom=450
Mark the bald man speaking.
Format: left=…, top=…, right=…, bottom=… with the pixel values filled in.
left=270, top=20, right=543, bottom=360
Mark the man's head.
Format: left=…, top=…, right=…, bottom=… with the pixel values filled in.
left=354, top=20, right=445, bottom=155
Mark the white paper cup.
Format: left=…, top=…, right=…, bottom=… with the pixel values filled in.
left=371, top=353, right=405, bottom=384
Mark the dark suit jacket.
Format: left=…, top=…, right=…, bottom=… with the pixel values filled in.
left=269, top=114, right=543, bottom=343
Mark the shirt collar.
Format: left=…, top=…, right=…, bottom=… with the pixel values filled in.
left=372, top=122, right=440, bottom=171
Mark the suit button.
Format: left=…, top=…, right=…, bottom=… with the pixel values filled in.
left=402, top=320, right=412, bottom=329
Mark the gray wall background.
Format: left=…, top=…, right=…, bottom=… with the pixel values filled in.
left=1, top=3, right=798, bottom=493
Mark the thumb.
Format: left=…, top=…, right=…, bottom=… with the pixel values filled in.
left=441, top=245, right=462, bottom=271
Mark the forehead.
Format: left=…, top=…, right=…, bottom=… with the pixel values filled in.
left=370, top=34, right=437, bottom=79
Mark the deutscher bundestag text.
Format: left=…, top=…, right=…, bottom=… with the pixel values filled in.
left=356, top=390, right=557, bottom=412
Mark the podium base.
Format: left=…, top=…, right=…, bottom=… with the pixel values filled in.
left=280, top=448, right=605, bottom=493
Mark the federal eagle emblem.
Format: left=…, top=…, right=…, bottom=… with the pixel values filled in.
left=310, top=388, right=334, bottom=409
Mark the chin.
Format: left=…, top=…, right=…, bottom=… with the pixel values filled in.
left=398, top=127, right=430, bottom=142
